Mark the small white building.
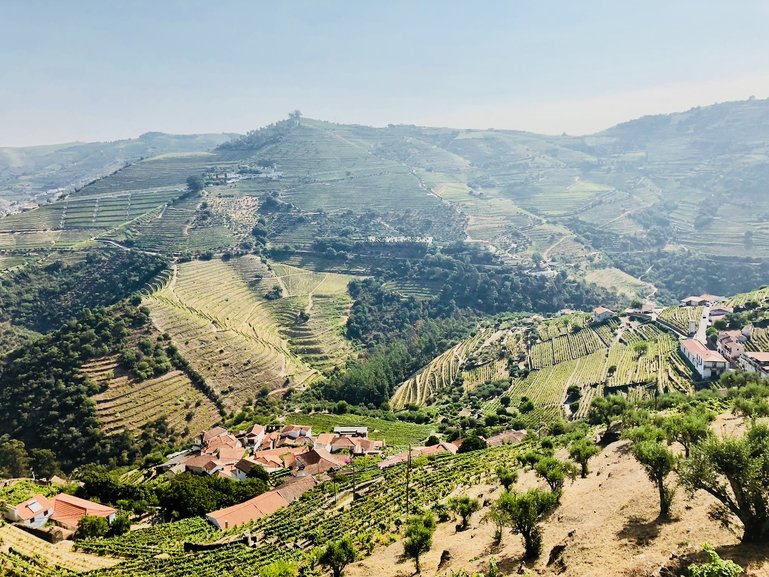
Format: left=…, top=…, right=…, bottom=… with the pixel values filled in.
left=332, top=426, right=368, bottom=438
left=680, top=339, right=729, bottom=379
left=738, top=351, right=769, bottom=375
left=593, top=307, right=614, bottom=324
left=4, top=495, right=54, bottom=528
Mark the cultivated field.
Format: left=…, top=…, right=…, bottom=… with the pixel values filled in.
left=83, top=355, right=220, bottom=440
left=146, top=256, right=355, bottom=410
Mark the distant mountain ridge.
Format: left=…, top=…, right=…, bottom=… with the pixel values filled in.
left=0, top=131, right=238, bottom=213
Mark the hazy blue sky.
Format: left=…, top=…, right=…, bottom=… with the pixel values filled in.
left=2, top=0, right=769, bottom=146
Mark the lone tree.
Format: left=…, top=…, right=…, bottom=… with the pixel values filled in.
left=587, top=394, right=628, bottom=425
left=496, top=464, right=518, bottom=491
left=186, top=175, right=205, bottom=193
left=76, top=515, right=109, bottom=539
left=447, top=496, right=481, bottom=530
left=533, top=457, right=577, bottom=498
left=403, top=513, right=436, bottom=573
left=568, top=438, right=600, bottom=478
left=629, top=428, right=677, bottom=519
left=319, top=536, right=356, bottom=577
left=493, top=489, right=557, bottom=559
left=679, top=423, right=769, bottom=543
left=457, top=434, right=487, bottom=453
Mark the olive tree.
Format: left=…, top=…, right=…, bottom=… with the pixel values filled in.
left=533, top=457, right=576, bottom=498
left=632, top=436, right=677, bottom=518
left=447, top=496, right=481, bottom=530
left=679, top=424, right=769, bottom=542
left=568, top=438, right=600, bottom=478
left=403, top=513, right=436, bottom=573
left=493, top=489, right=557, bottom=559
left=318, top=537, right=356, bottom=577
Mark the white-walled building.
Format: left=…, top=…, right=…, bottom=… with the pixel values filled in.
left=680, top=339, right=728, bottom=379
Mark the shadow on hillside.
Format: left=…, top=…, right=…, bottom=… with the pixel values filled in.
left=714, top=542, right=769, bottom=572
left=617, top=514, right=669, bottom=546
left=493, top=553, right=526, bottom=576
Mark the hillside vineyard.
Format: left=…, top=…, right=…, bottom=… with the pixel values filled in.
left=1, top=101, right=769, bottom=577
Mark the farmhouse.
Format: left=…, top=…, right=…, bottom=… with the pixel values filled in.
left=592, top=306, right=614, bottom=323
left=4, top=494, right=54, bottom=528
left=241, top=424, right=266, bottom=448
left=50, top=493, right=116, bottom=530
left=295, top=448, right=349, bottom=474
left=333, top=426, right=368, bottom=437
left=716, top=330, right=746, bottom=363
left=680, top=294, right=722, bottom=307
left=679, top=339, right=729, bottom=379
left=738, top=351, right=769, bottom=375
left=206, top=476, right=316, bottom=531
left=486, top=429, right=527, bottom=447
left=378, top=442, right=458, bottom=469
left=709, top=305, right=734, bottom=321
left=280, top=425, right=312, bottom=440
left=206, top=491, right=288, bottom=531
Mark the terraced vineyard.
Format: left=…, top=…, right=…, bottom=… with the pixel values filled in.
left=283, top=413, right=432, bottom=449
left=390, top=330, right=490, bottom=409
left=0, top=522, right=119, bottom=573
left=536, top=313, right=592, bottom=340
left=146, top=259, right=315, bottom=409
left=234, top=259, right=357, bottom=373
left=747, top=327, right=769, bottom=351
left=658, top=306, right=703, bottom=334
left=146, top=257, right=356, bottom=409
left=486, top=323, right=694, bottom=422
left=83, top=355, right=220, bottom=439
left=529, top=321, right=617, bottom=369
left=726, top=285, right=769, bottom=308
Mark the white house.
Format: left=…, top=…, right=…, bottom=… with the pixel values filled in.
left=738, top=351, right=769, bottom=375
left=4, top=494, right=54, bottom=528
left=680, top=294, right=722, bottom=307
left=709, top=305, right=734, bottom=321
left=593, top=307, right=614, bottom=323
left=680, top=339, right=729, bottom=379
left=332, top=426, right=368, bottom=438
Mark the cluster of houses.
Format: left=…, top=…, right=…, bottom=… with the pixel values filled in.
left=204, top=169, right=282, bottom=184
left=3, top=491, right=116, bottom=531
left=674, top=294, right=769, bottom=380
left=158, top=424, right=385, bottom=482
left=591, top=294, right=768, bottom=381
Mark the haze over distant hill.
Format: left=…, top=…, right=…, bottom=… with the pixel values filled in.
left=3, top=97, right=768, bottom=300
left=0, top=131, right=236, bottom=213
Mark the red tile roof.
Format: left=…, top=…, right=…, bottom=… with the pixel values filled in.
left=745, top=351, right=769, bottom=364
left=15, top=494, right=54, bottom=521
left=51, top=494, right=115, bottom=529
left=206, top=491, right=289, bottom=530
left=274, top=476, right=316, bottom=503
left=681, top=339, right=728, bottom=363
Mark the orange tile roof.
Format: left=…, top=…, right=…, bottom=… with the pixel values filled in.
left=315, top=433, right=335, bottom=446
left=216, top=446, right=245, bottom=463
left=15, top=494, right=54, bottom=521
left=745, top=351, right=769, bottom=363
left=681, top=339, right=728, bottom=363
left=206, top=491, right=289, bottom=530
left=274, top=476, right=316, bottom=503
left=51, top=494, right=115, bottom=529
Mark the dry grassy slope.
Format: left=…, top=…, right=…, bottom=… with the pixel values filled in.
left=346, top=424, right=769, bottom=577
